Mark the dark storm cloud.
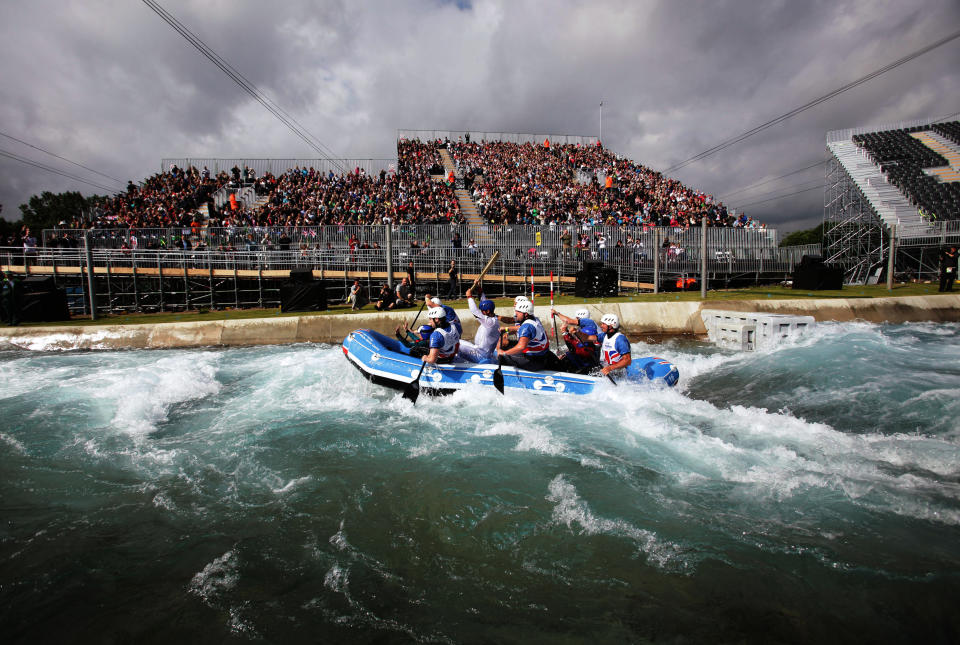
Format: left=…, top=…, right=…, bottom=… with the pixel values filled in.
left=1, top=0, right=957, bottom=232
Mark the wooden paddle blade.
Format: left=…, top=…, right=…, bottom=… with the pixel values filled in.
left=492, top=365, right=505, bottom=394
left=475, top=250, right=501, bottom=282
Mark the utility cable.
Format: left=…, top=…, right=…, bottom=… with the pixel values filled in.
left=720, top=160, right=826, bottom=200
left=0, top=131, right=127, bottom=186
left=665, top=28, right=960, bottom=173
left=141, top=0, right=346, bottom=172
left=141, top=0, right=337, bottom=161
left=729, top=177, right=823, bottom=208
left=732, top=184, right=822, bottom=210
left=0, top=148, right=122, bottom=194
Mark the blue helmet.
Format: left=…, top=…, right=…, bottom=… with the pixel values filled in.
left=579, top=323, right=598, bottom=337
left=479, top=299, right=495, bottom=313
left=418, top=324, right=432, bottom=340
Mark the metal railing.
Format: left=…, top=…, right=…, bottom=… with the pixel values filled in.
left=160, top=158, right=398, bottom=179
left=12, top=233, right=927, bottom=316
left=826, top=112, right=960, bottom=143
left=397, top=129, right=599, bottom=147
left=211, top=184, right=259, bottom=210
left=43, top=224, right=780, bottom=261
left=30, top=225, right=824, bottom=297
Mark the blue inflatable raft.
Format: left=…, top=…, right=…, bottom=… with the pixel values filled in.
left=342, top=329, right=679, bottom=396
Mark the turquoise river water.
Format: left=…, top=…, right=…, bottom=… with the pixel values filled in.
left=1, top=321, right=959, bottom=643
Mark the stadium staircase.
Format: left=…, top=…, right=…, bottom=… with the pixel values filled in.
left=438, top=149, right=491, bottom=243
left=828, top=139, right=931, bottom=237
left=913, top=131, right=960, bottom=182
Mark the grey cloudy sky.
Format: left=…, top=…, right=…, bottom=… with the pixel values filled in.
left=1, top=0, right=958, bottom=233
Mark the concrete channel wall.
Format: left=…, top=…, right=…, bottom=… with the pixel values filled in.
left=1, top=295, right=958, bottom=351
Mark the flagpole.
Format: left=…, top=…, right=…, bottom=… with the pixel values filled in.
left=599, top=100, right=603, bottom=144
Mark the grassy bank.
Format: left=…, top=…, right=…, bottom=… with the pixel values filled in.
left=4, top=282, right=952, bottom=328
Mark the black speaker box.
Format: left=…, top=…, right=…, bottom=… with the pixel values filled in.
left=792, top=257, right=843, bottom=290
left=289, top=268, right=314, bottom=283
left=22, top=276, right=57, bottom=292
left=280, top=282, right=327, bottom=312
left=574, top=266, right=618, bottom=297
left=20, top=288, right=71, bottom=322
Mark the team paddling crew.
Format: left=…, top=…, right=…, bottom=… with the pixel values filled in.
left=459, top=285, right=500, bottom=363
left=422, top=306, right=461, bottom=364
left=424, top=294, right=462, bottom=336
left=496, top=300, right=560, bottom=371
left=552, top=307, right=600, bottom=373
left=597, top=313, right=632, bottom=376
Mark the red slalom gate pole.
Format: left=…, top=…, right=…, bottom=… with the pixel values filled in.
left=530, top=266, right=535, bottom=302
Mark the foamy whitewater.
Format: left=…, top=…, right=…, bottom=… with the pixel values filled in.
left=2, top=322, right=959, bottom=643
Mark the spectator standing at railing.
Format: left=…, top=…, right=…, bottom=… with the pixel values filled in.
left=446, top=260, right=459, bottom=299
left=940, top=245, right=958, bottom=292
left=22, top=228, right=37, bottom=266
left=597, top=233, right=607, bottom=261
left=406, top=261, right=417, bottom=296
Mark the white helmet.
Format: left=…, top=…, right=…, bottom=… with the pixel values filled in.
left=430, top=297, right=443, bottom=306
left=600, top=313, right=619, bottom=328
left=575, top=308, right=590, bottom=320
left=514, top=295, right=530, bottom=306
left=515, top=300, right=534, bottom=315
left=427, top=306, right=446, bottom=319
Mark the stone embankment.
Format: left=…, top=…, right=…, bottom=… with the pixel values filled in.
left=1, top=295, right=958, bottom=351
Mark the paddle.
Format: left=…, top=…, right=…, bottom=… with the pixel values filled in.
left=472, top=250, right=501, bottom=290
left=402, top=360, right=429, bottom=404
left=606, top=373, right=618, bottom=386
left=492, top=359, right=505, bottom=394
left=463, top=250, right=504, bottom=393
left=408, top=299, right=427, bottom=329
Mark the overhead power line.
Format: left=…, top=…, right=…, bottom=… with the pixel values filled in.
left=733, top=184, right=822, bottom=210
left=665, top=28, right=960, bottom=174
left=0, top=148, right=122, bottom=194
left=720, top=160, right=826, bottom=200
left=0, top=131, right=127, bottom=187
left=141, top=0, right=345, bottom=172
left=730, top=177, right=823, bottom=208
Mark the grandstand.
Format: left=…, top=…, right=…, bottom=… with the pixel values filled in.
left=825, top=115, right=960, bottom=283
left=10, top=122, right=959, bottom=316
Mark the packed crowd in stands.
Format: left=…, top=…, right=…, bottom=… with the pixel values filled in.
left=450, top=139, right=754, bottom=229
left=48, top=136, right=762, bottom=242
left=81, top=164, right=228, bottom=231
left=225, top=141, right=460, bottom=228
